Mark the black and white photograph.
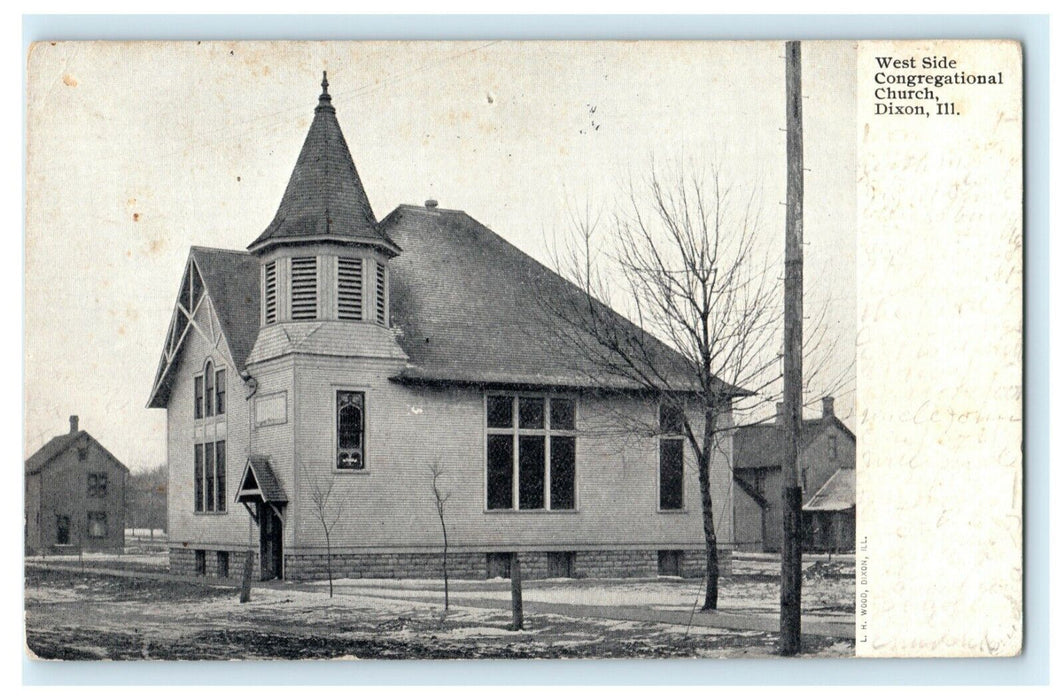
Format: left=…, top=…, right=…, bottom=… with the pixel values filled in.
left=22, top=37, right=1022, bottom=664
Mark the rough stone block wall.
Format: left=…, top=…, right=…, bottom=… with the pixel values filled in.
left=178, top=547, right=731, bottom=582
left=170, top=547, right=257, bottom=580
left=678, top=549, right=733, bottom=578
left=284, top=551, right=487, bottom=582
left=572, top=549, right=658, bottom=579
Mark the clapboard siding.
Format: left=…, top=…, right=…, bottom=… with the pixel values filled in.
left=166, top=307, right=735, bottom=568
left=32, top=440, right=127, bottom=552
left=245, top=358, right=297, bottom=546
left=802, top=423, right=856, bottom=496
left=166, top=296, right=251, bottom=550
left=286, top=354, right=734, bottom=554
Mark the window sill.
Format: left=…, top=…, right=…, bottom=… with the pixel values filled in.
left=193, top=511, right=230, bottom=516
left=333, top=469, right=371, bottom=475
left=657, top=508, right=689, bottom=514
left=483, top=509, right=581, bottom=515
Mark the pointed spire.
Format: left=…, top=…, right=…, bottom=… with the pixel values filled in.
left=247, top=73, right=400, bottom=256
left=317, top=70, right=333, bottom=113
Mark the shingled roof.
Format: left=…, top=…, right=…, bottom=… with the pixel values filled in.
left=803, top=468, right=855, bottom=512
left=246, top=73, right=399, bottom=256
left=147, top=247, right=260, bottom=408
left=383, top=204, right=734, bottom=393
left=25, top=429, right=129, bottom=476
left=734, top=415, right=855, bottom=470
left=236, top=456, right=288, bottom=504
left=191, top=247, right=261, bottom=373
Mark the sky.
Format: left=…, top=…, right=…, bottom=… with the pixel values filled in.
left=25, top=40, right=856, bottom=469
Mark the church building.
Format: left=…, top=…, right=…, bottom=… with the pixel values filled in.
left=148, top=74, right=736, bottom=581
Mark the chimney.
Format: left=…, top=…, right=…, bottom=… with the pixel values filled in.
left=822, top=396, right=835, bottom=418
left=69, top=415, right=79, bottom=434
left=425, top=199, right=438, bottom=209
left=775, top=402, right=785, bottom=424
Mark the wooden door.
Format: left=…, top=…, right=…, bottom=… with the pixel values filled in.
left=259, top=505, right=284, bottom=580
left=55, top=515, right=70, bottom=545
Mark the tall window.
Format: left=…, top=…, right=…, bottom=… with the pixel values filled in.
left=659, top=402, right=685, bottom=510
left=216, top=440, right=226, bottom=507
left=194, top=375, right=204, bottom=419
left=337, top=257, right=364, bottom=321
left=194, top=444, right=204, bottom=512
left=194, top=440, right=227, bottom=513
left=374, top=260, right=387, bottom=326
left=486, top=395, right=576, bottom=511
left=204, top=360, right=215, bottom=418
left=263, top=260, right=278, bottom=324
left=290, top=256, right=318, bottom=320
left=215, top=368, right=226, bottom=415
left=194, top=362, right=226, bottom=419
left=337, top=391, right=365, bottom=470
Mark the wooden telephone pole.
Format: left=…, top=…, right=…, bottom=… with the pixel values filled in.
left=780, top=39, right=804, bottom=656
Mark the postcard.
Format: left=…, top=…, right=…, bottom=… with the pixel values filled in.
left=23, top=39, right=1021, bottom=660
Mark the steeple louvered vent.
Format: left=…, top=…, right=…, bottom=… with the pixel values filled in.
left=338, top=257, right=363, bottom=321
left=290, top=257, right=318, bottom=320
left=263, top=260, right=278, bottom=325
left=375, top=260, right=387, bottom=326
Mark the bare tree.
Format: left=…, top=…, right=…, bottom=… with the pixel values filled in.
left=301, top=463, right=342, bottom=597
left=538, top=160, right=850, bottom=611
left=427, top=459, right=451, bottom=611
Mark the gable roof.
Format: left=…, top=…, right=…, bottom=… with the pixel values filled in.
left=147, top=247, right=260, bottom=408
left=25, top=430, right=130, bottom=476
left=383, top=205, right=739, bottom=394
left=246, top=74, right=399, bottom=256
left=734, top=415, right=855, bottom=470
left=191, top=247, right=261, bottom=373
left=236, top=456, right=288, bottom=504
left=803, top=468, right=855, bottom=511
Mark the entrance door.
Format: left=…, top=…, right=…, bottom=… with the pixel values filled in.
left=55, top=515, right=70, bottom=545
left=259, top=505, right=284, bottom=580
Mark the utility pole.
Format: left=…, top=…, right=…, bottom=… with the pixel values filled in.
left=780, top=39, right=805, bottom=656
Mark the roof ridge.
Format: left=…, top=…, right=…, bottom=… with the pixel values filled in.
left=191, top=245, right=253, bottom=256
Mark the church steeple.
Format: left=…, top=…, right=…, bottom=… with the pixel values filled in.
left=247, top=73, right=400, bottom=257
left=317, top=71, right=333, bottom=113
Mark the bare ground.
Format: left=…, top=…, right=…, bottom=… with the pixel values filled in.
left=24, top=567, right=853, bottom=660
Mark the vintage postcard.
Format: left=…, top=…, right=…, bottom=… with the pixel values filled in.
left=23, top=39, right=1021, bottom=661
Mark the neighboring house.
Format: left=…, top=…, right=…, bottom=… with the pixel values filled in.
left=732, top=397, right=856, bottom=553
left=802, top=467, right=856, bottom=553
left=25, top=416, right=129, bottom=554
left=147, top=75, right=737, bottom=582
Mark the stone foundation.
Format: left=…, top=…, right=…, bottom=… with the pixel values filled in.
left=170, top=546, right=731, bottom=582
left=169, top=546, right=257, bottom=580
left=284, top=551, right=486, bottom=582
left=283, top=548, right=732, bottom=582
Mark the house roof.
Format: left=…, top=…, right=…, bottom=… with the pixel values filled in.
left=25, top=430, right=130, bottom=476
left=151, top=78, right=744, bottom=400
left=803, top=468, right=855, bottom=511
left=236, top=456, right=288, bottom=504
left=191, top=247, right=261, bottom=372
left=382, top=204, right=736, bottom=394
left=146, top=247, right=260, bottom=408
left=246, top=73, right=399, bottom=256
left=734, top=415, right=855, bottom=470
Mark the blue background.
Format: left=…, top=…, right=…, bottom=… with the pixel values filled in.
left=20, top=13, right=1050, bottom=686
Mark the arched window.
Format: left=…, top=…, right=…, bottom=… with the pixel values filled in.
left=337, top=391, right=365, bottom=470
